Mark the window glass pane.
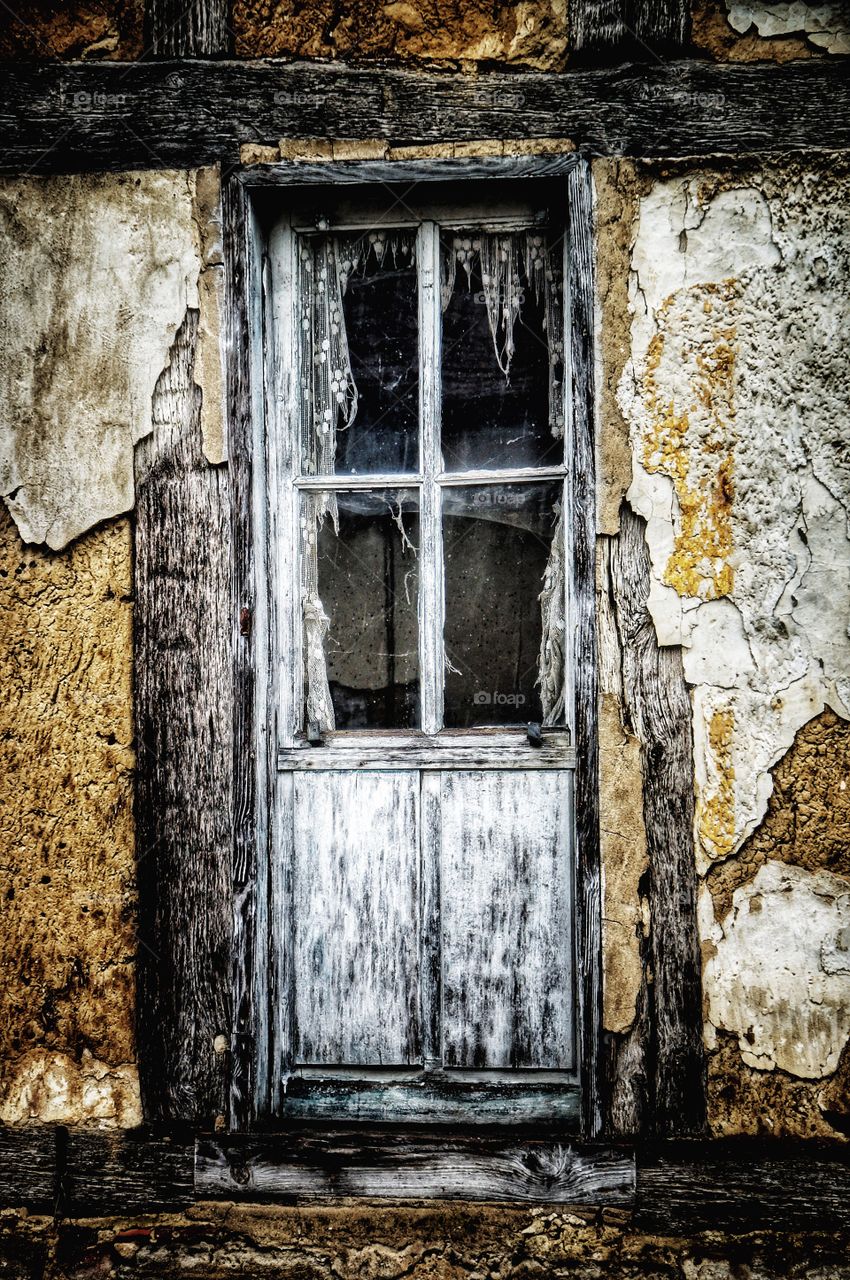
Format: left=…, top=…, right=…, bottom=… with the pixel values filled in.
left=303, top=489, right=420, bottom=731
left=440, top=229, right=565, bottom=472
left=442, top=481, right=564, bottom=729
left=300, top=232, right=419, bottom=476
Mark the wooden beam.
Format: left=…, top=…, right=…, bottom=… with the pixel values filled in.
left=0, top=1126, right=56, bottom=1211
left=571, top=1, right=690, bottom=59
left=0, top=59, right=847, bottom=175
left=635, top=1141, right=850, bottom=1233
left=134, top=310, right=233, bottom=1127
left=567, top=159, right=604, bottom=1140
left=223, top=174, right=262, bottom=1130
left=145, top=0, right=232, bottom=58
left=62, top=1129, right=195, bottom=1215
left=606, top=507, right=706, bottom=1137
left=195, top=1132, right=635, bottom=1204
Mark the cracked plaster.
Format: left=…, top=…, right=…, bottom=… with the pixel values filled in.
left=618, top=160, right=850, bottom=1085
left=702, top=861, right=850, bottom=1079
left=0, top=167, right=225, bottom=551
left=725, top=3, right=850, bottom=54
left=619, top=162, right=850, bottom=871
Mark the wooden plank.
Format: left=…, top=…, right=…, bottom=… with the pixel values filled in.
left=63, top=1129, right=194, bottom=1215
left=291, top=772, right=422, bottom=1066
left=195, top=1132, right=630, bottom=1203
left=441, top=771, right=575, bottom=1070
left=420, top=771, right=442, bottom=1071
left=0, top=60, right=848, bottom=174
left=145, top=0, right=231, bottom=57
left=566, top=160, right=604, bottom=1138
left=135, top=310, right=232, bottom=1127
left=278, top=742, right=576, bottom=770
left=418, top=220, right=445, bottom=738
left=635, top=1142, right=850, bottom=1234
left=609, top=508, right=706, bottom=1136
left=571, top=0, right=689, bottom=57
left=224, top=174, right=260, bottom=1129
left=0, top=1126, right=56, bottom=1210
left=281, top=1077, right=580, bottom=1125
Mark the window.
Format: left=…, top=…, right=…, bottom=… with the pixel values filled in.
left=255, top=176, right=583, bottom=1126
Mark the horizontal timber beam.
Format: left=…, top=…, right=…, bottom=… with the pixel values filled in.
left=2, top=1127, right=850, bottom=1228
left=0, top=58, right=848, bottom=174
left=196, top=1133, right=634, bottom=1204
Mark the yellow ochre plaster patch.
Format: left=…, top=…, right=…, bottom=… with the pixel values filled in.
left=641, top=282, right=739, bottom=602
left=699, top=707, right=738, bottom=860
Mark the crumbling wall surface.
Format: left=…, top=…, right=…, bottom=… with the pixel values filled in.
left=724, top=2, right=849, bottom=53
left=691, top=0, right=850, bottom=60
left=3, top=1203, right=850, bottom=1280
left=617, top=156, right=850, bottom=1136
left=0, top=1, right=143, bottom=59
left=0, top=168, right=225, bottom=552
left=0, top=505, right=140, bottom=1127
left=231, top=0, right=568, bottom=68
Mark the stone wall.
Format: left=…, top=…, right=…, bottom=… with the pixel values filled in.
left=3, top=1202, right=850, bottom=1280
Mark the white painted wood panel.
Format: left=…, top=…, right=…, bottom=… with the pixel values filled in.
left=292, top=770, right=422, bottom=1066
left=441, top=770, right=574, bottom=1070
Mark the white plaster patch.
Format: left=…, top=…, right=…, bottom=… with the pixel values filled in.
left=0, top=1049, right=142, bottom=1127
left=0, top=171, right=219, bottom=549
left=703, top=861, right=850, bottom=1078
left=619, top=163, right=850, bottom=867
left=725, top=3, right=850, bottom=54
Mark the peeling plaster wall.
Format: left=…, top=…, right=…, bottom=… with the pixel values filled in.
left=0, top=505, right=140, bottom=1127
left=725, top=3, right=850, bottom=55
left=0, top=167, right=225, bottom=551
left=618, top=157, right=850, bottom=1128
left=232, top=0, right=568, bottom=69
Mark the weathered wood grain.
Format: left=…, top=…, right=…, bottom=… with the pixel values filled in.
left=441, top=770, right=574, bottom=1070
left=0, top=1126, right=56, bottom=1210
left=196, top=1132, right=632, bottom=1203
left=291, top=771, right=422, bottom=1066
left=566, top=159, right=604, bottom=1138
left=278, top=739, right=576, bottom=770
left=224, top=175, right=260, bottom=1129
left=0, top=60, right=847, bottom=174
left=62, top=1129, right=194, bottom=1215
left=608, top=507, right=705, bottom=1136
left=635, top=1141, right=850, bottom=1233
left=280, top=1077, right=581, bottom=1125
left=570, top=0, right=689, bottom=57
left=135, top=310, right=232, bottom=1126
left=145, top=0, right=231, bottom=57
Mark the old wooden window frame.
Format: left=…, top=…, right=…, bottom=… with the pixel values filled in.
left=225, top=155, right=602, bottom=1136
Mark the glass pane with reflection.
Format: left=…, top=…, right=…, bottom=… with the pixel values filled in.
left=440, top=229, right=565, bottom=472
left=305, top=489, right=420, bottom=730
left=300, top=232, right=419, bottom=476
left=442, top=481, right=563, bottom=728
